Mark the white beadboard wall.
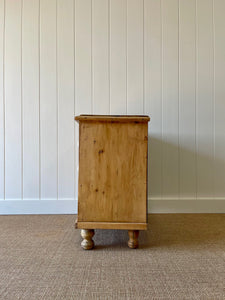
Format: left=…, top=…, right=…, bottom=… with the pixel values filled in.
left=1, top=0, right=225, bottom=214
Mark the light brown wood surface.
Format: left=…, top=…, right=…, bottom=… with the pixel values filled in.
left=128, top=230, right=139, bottom=248
left=76, top=221, right=147, bottom=230
left=80, top=229, right=95, bottom=250
left=76, top=116, right=149, bottom=231
left=75, top=114, right=150, bottom=123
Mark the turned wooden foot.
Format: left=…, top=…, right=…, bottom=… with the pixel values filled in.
left=81, top=229, right=95, bottom=250
left=128, top=230, right=139, bottom=249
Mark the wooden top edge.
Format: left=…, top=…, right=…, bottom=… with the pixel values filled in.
left=75, top=115, right=150, bottom=123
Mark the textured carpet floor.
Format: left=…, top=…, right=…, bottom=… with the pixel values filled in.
left=0, top=214, right=225, bottom=300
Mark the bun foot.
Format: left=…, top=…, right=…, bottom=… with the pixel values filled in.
left=81, top=229, right=95, bottom=250
left=128, top=230, right=139, bottom=249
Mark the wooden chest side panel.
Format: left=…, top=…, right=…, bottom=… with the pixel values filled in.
left=78, top=121, right=148, bottom=223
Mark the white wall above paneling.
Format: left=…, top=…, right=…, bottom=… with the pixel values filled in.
left=1, top=0, right=225, bottom=214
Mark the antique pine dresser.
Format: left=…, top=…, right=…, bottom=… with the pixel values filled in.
left=75, top=115, right=150, bottom=249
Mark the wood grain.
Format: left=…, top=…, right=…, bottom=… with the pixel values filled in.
left=128, top=230, right=139, bottom=248
left=80, top=229, right=95, bottom=250
left=75, top=115, right=150, bottom=123
left=76, top=117, right=149, bottom=228
left=76, top=222, right=147, bottom=230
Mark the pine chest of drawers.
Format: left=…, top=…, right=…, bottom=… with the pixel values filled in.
left=75, top=115, right=150, bottom=249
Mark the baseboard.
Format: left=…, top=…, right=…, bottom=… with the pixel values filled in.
left=0, top=200, right=77, bottom=215
left=0, top=198, right=225, bottom=215
left=148, top=198, right=225, bottom=213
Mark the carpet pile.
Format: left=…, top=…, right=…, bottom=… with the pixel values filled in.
left=0, top=214, right=225, bottom=299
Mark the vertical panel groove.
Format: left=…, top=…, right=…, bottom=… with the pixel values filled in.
left=126, top=0, right=127, bottom=114
left=40, top=0, right=57, bottom=199
left=178, top=0, right=180, bottom=200
left=195, top=0, right=198, bottom=199
left=21, top=0, right=23, bottom=200
left=56, top=0, right=58, bottom=201
left=179, top=0, right=196, bottom=197
left=196, top=0, right=214, bottom=198
left=73, top=0, right=76, bottom=201
left=23, top=0, right=39, bottom=199
left=143, top=0, right=144, bottom=114
left=160, top=0, right=162, bottom=199
left=161, top=0, right=164, bottom=198
left=212, top=0, right=215, bottom=199
left=146, top=0, right=162, bottom=198
left=214, top=0, right=225, bottom=197
left=38, top=0, right=41, bottom=200
left=58, top=0, right=74, bottom=199
left=161, top=0, right=179, bottom=197
left=110, top=0, right=126, bottom=114
left=5, top=0, right=23, bottom=199
left=3, top=0, right=6, bottom=200
left=91, top=0, right=93, bottom=114
left=108, top=0, right=110, bottom=114
left=92, top=0, right=109, bottom=114
left=127, top=0, right=144, bottom=114
left=194, top=0, right=197, bottom=200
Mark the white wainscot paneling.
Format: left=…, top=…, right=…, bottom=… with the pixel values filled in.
left=57, top=0, right=75, bottom=200
left=196, top=0, right=214, bottom=199
left=144, top=0, right=162, bottom=199
left=179, top=0, right=196, bottom=198
left=110, top=0, right=126, bottom=114
left=40, top=0, right=57, bottom=199
left=0, top=0, right=225, bottom=213
left=127, top=0, right=144, bottom=114
left=161, top=0, right=179, bottom=199
left=5, top=0, right=22, bottom=199
left=0, top=0, right=5, bottom=199
left=22, top=0, right=39, bottom=200
left=92, top=0, right=109, bottom=114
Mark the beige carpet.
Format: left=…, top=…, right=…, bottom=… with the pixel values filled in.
left=0, top=214, right=225, bottom=299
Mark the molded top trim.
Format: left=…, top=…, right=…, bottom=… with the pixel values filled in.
left=75, top=114, right=150, bottom=123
